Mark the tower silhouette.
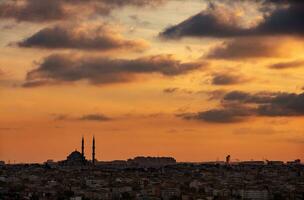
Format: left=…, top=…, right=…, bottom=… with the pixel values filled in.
left=92, top=136, right=95, bottom=165
left=81, top=136, right=84, bottom=159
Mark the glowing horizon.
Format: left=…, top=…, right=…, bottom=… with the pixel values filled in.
left=0, top=0, right=303, bottom=163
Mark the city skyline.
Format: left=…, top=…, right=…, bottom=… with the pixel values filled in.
left=0, top=0, right=304, bottom=163
left=2, top=135, right=302, bottom=164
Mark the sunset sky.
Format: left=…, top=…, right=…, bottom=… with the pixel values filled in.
left=0, top=0, right=303, bottom=163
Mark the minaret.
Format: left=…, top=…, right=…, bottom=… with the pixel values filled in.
left=81, top=136, right=84, bottom=159
left=92, top=136, right=95, bottom=165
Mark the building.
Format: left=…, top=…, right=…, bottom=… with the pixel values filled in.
left=127, top=156, right=176, bottom=168
left=287, top=159, right=301, bottom=165
left=267, top=160, right=284, bottom=165
left=59, top=136, right=96, bottom=166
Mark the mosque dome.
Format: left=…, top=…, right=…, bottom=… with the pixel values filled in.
left=67, top=150, right=83, bottom=161
left=58, top=137, right=95, bottom=166
left=61, top=150, right=87, bottom=166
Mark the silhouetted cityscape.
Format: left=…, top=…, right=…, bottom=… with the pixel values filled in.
left=1, top=0, right=304, bottom=199
left=0, top=137, right=303, bottom=200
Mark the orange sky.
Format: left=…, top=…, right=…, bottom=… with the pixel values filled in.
left=0, top=0, right=303, bottom=163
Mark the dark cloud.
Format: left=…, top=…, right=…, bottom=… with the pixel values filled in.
left=18, top=24, right=147, bottom=51
left=22, top=80, right=53, bottom=88
left=223, top=91, right=279, bottom=104
left=223, top=91, right=304, bottom=116
left=211, top=73, right=249, bottom=85
left=222, top=91, right=250, bottom=101
left=257, top=93, right=304, bottom=116
left=252, top=2, right=304, bottom=36
left=179, top=90, right=304, bottom=123
left=160, top=9, right=246, bottom=39
left=262, top=0, right=302, bottom=4
left=163, top=87, right=197, bottom=95
left=163, top=87, right=179, bottom=94
left=196, top=107, right=251, bottom=123
left=0, top=0, right=68, bottom=22
left=79, top=114, right=111, bottom=121
left=101, top=0, right=165, bottom=7
left=160, top=1, right=304, bottom=39
left=179, top=106, right=253, bottom=123
left=0, top=0, right=166, bottom=22
left=51, top=113, right=111, bottom=121
left=206, top=38, right=282, bottom=59
left=23, top=54, right=206, bottom=87
left=269, top=60, right=304, bottom=69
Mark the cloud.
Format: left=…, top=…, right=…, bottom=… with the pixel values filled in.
left=206, top=89, right=227, bottom=100
left=179, top=90, right=304, bottom=123
left=160, top=1, right=304, bottom=39
left=52, top=114, right=70, bottom=121
left=211, top=73, right=249, bottom=85
left=0, top=0, right=68, bottom=22
left=256, top=93, right=304, bottom=116
left=206, top=38, right=283, bottom=59
left=79, top=114, right=111, bottom=121
left=163, top=87, right=179, bottom=94
left=252, top=1, right=304, bottom=36
left=223, top=91, right=304, bottom=117
left=159, top=4, right=246, bottom=39
left=0, top=0, right=167, bottom=22
left=223, top=91, right=279, bottom=104
left=51, top=113, right=111, bottom=121
left=23, top=54, right=206, bottom=87
left=22, top=80, right=54, bottom=88
left=163, top=87, right=197, bottom=95
left=101, top=0, right=165, bottom=7
left=179, top=106, right=253, bottom=123
left=269, top=60, right=304, bottom=69
left=17, top=23, right=148, bottom=51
